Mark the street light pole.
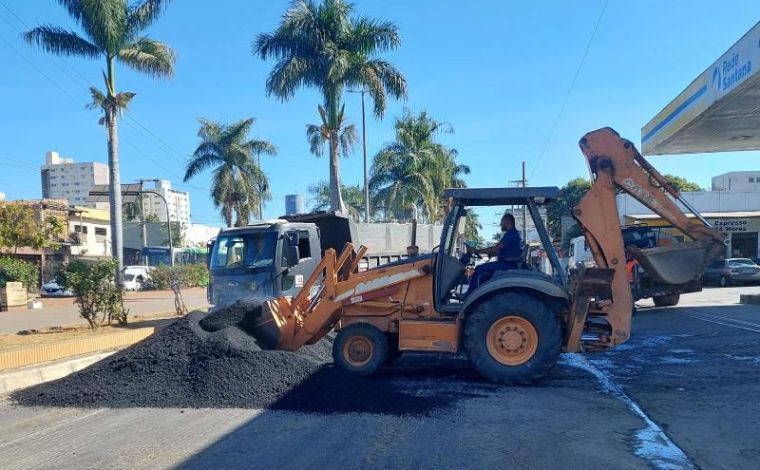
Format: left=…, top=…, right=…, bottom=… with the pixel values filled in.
left=349, top=89, right=370, bottom=223
left=139, top=179, right=174, bottom=266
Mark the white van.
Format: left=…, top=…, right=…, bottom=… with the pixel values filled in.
left=568, top=236, right=594, bottom=273
left=123, top=266, right=152, bottom=291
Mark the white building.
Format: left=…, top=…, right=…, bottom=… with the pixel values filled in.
left=68, top=206, right=111, bottom=257
left=712, top=171, right=760, bottom=192
left=140, top=179, right=191, bottom=226
left=185, top=223, right=221, bottom=247
left=40, top=151, right=109, bottom=209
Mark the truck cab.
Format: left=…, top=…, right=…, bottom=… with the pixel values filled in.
left=207, top=221, right=321, bottom=307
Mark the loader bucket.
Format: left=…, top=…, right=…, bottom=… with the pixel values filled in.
left=629, top=239, right=721, bottom=285
left=237, top=297, right=293, bottom=350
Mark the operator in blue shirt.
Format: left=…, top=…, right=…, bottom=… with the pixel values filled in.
left=467, top=213, right=522, bottom=291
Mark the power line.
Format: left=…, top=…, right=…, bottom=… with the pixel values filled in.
left=529, top=0, right=609, bottom=180
left=0, top=2, right=277, bottom=220
left=0, top=2, right=191, bottom=167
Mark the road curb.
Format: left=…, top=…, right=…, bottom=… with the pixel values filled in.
left=739, top=294, right=760, bottom=305
left=0, top=350, right=117, bottom=395
left=0, top=327, right=155, bottom=371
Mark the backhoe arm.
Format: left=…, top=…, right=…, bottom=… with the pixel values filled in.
left=567, top=128, right=724, bottom=352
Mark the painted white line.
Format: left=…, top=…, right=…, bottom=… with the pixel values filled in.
left=563, top=354, right=693, bottom=470
left=686, top=315, right=760, bottom=334
left=694, top=312, right=760, bottom=329
left=0, top=408, right=106, bottom=450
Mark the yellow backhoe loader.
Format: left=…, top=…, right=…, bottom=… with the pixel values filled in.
left=242, top=128, right=725, bottom=384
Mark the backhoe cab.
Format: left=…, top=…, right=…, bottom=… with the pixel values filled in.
left=239, top=128, right=723, bottom=385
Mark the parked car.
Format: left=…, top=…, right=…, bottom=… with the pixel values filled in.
left=123, top=266, right=151, bottom=291
left=40, top=280, right=74, bottom=297
left=703, top=258, right=760, bottom=287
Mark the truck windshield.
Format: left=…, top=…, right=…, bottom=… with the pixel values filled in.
left=211, top=232, right=277, bottom=269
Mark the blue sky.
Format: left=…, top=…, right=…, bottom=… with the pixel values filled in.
left=1, top=0, right=760, bottom=229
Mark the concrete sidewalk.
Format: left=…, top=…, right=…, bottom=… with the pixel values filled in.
left=0, top=288, right=208, bottom=333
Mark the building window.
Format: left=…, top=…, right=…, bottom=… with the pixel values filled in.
left=74, top=225, right=88, bottom=234
left=95, top=227, right=107, bottom=242
left=751, top=177, right=756, bottom=183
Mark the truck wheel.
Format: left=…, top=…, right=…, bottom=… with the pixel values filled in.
left=653, top=294, right=680, bottom=307
left=333, top=323, right=388, bottom=376
left=464, top=292, right=561, bottom=385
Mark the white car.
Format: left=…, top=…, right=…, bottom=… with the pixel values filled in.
left=123, top=266, right=152, bottom=291
left=41, top=280, right=74, bottom=297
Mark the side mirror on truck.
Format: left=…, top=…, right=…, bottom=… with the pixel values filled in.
left=284, top=231, right=300, bottom=267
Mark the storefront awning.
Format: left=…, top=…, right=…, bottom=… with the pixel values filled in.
left=642, top=21, right=760, bottom=156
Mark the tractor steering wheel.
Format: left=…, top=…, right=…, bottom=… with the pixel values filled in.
left=463, top=241, right=485, bottom=260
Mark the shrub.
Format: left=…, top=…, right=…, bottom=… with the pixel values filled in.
left=184, top=264, right=209, bottom=287
left=144, top=264, right=209, bottom=290
left=57, top=259, right=128, bottom=328
left=0, top=257, right=39, bottom=292
left=144, top=265, right=172, bottom=290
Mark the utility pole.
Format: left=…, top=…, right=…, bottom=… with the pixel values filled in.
left=522, top=161, right=527, bottom=241
left=256, top=152, right=263, bottom=220
left=508, top=162, right=528, bottom=241
left=348, top=89, right=370, bottom=223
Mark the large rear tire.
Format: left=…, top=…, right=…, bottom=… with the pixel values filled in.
left=464, top=292, right=561, bottom=385
left=333, top=323, right=389, bottom=376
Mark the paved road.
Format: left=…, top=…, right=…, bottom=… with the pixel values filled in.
left=1, top=286, right=759, bottom=469
left=0, top=288, right=209, bottom=333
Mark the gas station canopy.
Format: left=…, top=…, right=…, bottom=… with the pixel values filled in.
left=642, top=21, right=760, bottom=156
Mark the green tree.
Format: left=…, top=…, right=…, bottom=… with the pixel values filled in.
left=184, top=118, right=277, bottom=227
left=370, top=110, right=468, bottom=222
left=255, top=0, right=407, bottom=212
left=309, top=181, right=365, bottom=221
left=0, top=204, right=64, bottom=254
left=58, top=258, right=128, bottom=328
left=663, top=174, right=702, bottom=192
left=546, top=177, right=592, bottom=240
left=25, top=0, right=176, bottom=278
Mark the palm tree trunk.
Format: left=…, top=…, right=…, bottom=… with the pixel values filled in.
left=329, top=129, right=346, bottom=213
left=106, top=58, right=124, bottom=285
left=326, top=90, right=346, bottom=213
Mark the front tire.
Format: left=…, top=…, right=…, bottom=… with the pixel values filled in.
left=333, top=323, right=388, bottom=376
left=653, top=294, right=680, bottom=307
left=464, top=292, right=561, bottom=385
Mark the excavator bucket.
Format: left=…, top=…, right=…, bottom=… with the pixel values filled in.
left=629, top=239, right=723, bottom=285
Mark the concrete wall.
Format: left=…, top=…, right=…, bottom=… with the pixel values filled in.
left=356, top=223, right=443, bottom=255
left=123, top=221, right=184, bottom=249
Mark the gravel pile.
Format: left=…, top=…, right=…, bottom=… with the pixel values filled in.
left=12, top=306, right=451, bottom=415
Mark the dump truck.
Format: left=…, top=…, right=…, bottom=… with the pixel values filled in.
left=235, top=128, right=725, bottom=384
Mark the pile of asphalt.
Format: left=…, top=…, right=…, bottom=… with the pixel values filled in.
left=12, top=307, right=452, bottom=415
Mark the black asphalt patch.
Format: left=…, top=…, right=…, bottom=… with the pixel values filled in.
left=12, top=312, right=454, bottom=415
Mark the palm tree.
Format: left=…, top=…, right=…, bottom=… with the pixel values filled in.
left=370, top=110, right=469, bottom=222
left=24, top=0, right=176, bottom=278
left=254, top=0, right=407, bottom=213
left=308, top=181, right=365, bottom=221
left=306, top=104, right=358, bottom=160
left=184, top=118, right=277, bottom=227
